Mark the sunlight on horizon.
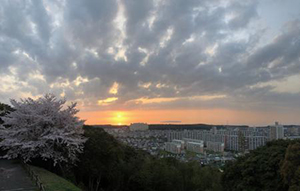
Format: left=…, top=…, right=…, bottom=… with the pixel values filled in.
left=113, top=111, right=129, bottom=125
left=78, top=109, right=300, bottom=126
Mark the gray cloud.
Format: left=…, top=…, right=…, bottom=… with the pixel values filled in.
left=0, top=0, right=299, bottom=114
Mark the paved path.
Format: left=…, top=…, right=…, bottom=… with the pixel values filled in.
left=0, top=160, right=37, bottom=191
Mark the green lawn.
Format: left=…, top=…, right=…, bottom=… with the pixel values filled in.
left=29, top=165, right=81, bottom=191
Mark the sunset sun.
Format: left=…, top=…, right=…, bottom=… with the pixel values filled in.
left=113, top=112, right=127, bottom=125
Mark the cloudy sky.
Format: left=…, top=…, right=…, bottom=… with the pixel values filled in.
left=1, top=0, right=300, bottom=125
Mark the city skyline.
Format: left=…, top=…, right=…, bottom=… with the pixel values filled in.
left=1, top=0, right=300, bottom=125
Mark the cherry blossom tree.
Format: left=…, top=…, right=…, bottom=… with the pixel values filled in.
left=0, top=94, right=87, bottom=166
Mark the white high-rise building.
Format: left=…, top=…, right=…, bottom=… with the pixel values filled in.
left=270, top=122, right=284, bottom=140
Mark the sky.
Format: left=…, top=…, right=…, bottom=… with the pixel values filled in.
left=0, top=0, right=300, bottom=126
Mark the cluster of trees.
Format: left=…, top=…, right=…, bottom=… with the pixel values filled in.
left=222, top=139, right=300, bottom=191
left=75, top=127, right=222, bottom=191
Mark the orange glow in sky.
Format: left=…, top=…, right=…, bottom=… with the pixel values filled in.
left=78, top=109, right=300, bottom=126
left=79, top=111, right=131, bottom=125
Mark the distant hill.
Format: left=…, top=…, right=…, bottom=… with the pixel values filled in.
left=91, top=124, right=129, bottom=129
left=149, top=124, right=213, bottom=130
left=89, top=123, right=249, bottom=130
left=150, top=124, right=249, bottom=130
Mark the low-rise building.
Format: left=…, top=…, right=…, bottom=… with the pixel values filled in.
left=186, top=141, right=204, bottom=154
left=172, top=139, right=185, bottom=149
left=183, top=138, right=204, bottom=148
left=165, top=142, right=182, bottom=154
left=206, top=141, right=225, bottom=153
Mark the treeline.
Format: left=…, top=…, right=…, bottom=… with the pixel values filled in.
left=149, top=124, right=212, bottom=130
left=149, top=124, right=248, bottom=130
left=222, top=139, right=300, bottom=191
left=74, top=126, right=222, bottom=191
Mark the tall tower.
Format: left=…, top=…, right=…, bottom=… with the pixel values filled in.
left=275, top=122, right=284, bottom=139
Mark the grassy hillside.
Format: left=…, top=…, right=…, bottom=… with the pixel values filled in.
left=30, top=165, right=81, bottom=191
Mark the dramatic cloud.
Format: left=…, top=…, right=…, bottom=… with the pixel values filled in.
left=0, top=0, right=300, bottom=120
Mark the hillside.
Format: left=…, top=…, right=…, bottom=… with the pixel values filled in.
left=222, top=139, right=300, bottom=191
left=30, top=165, right=81, bottom=191
left=74, top=126, right=222, bottom=191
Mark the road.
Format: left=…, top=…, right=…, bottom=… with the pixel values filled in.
left=0, top=160, right=37, bottom=191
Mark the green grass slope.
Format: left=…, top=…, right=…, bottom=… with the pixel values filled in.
left=30, top=165, right=81, bottom=191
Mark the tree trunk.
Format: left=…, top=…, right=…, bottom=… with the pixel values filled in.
left=58, top=162, right=66, bottom=178
left=95, top=175, right=101, bottom=191
left=89, top=177, right=95, bottom=191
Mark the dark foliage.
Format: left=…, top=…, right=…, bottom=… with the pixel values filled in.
left=74, top=127, right=222, bottom=191
left=222, top=139, right=300, bottom=191
left=0, top=102, right=14, bottom=156
left=281, top=142, right=300, bottom=191
left=0, top=102, right=14, bottom=124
